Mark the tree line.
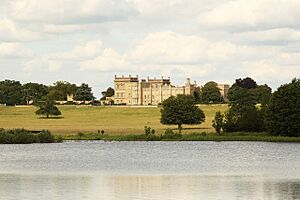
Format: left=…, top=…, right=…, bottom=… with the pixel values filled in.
left=0, top=80, right=95, bottom=106
left=194, top=79, right=272, bottom=104
left=161, top=77, right=299, bottom=137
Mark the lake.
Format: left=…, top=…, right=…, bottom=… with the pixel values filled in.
left=0, top=141, right=299, bottom=200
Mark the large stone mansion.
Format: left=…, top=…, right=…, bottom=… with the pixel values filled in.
left=113, top=75, right=229, bottom=105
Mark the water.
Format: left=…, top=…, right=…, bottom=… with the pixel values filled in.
left=0, top=141, right=299, bottom=200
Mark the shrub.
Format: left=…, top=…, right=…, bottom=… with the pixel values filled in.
left=77, top=132, right=85, bottom=138
left=162, top=128, right=182, bottom=139
left=144, top=126, right=152, bottom=135
left=0, top=129, right=57, bottom=144
left=37, top=130, right=55, bottom=143
left=223, top=107, right=265, bottom=132
left=212, top=111, right=224, bottom=134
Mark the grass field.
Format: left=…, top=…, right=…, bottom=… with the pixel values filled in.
left=0, top=104, right=228, bottom=135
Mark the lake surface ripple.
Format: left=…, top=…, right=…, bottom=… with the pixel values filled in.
left=0, top=141, right=299, bottom=200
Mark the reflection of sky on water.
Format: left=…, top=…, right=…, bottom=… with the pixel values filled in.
left=0, top=174, right=299, bottom=200
left=0, top=141, right=299, bottom=199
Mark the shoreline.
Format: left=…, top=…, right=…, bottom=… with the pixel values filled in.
left=60, top=132, right=300, bottom=143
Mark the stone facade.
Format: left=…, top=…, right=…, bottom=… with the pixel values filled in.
left=217, top=84, right=230, bottom=102
left=114, top=75, right=199, bottom=105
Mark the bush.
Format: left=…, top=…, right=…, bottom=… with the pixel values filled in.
left=223, top=107, right=265, bottom=132
left=37, top=130, right=55, bottom=143
left=162, top=128, right=182, bottom=139
left=0, top=128, right=58, bottom=144
left=212, top=111, right=224, bottom=134
left=144, top=126, right=155, bottom=136
left=144, top=126, right=151, bottom=135
left=265, top=79, right=300, bottom=137
left=77, top=132, right=85, bottom=138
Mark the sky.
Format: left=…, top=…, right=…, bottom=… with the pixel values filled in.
left=1, top=0, right=300, bottom=98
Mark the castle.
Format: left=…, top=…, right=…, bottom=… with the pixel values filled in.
left=113, top=75, right=229, bottom=105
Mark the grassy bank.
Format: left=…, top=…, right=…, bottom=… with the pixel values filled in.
left=0, top=104, right=228, bottom=135
left=63, top=132, right=300, bottom=143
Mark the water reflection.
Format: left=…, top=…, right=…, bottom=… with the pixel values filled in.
left=0, top=174, right=299, bottom=200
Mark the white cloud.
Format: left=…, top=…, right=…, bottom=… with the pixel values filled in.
left=42, top=24, right=84, bottom=33
left=198, top=0, right=300, bottom=31
left=23, top=57, right=62, bottom=72
left=78, top=31, right=300, bottom=83
left=0, top=19, right=42, bottom=42
left=79, top=32, right=238, bottom=77
left=243, top=60, right=300, bottom=81
left=10, top=0, right=138, bottom=24
left=232, top=28, right=300, bottom=45
left=129, top=31, right=261, bottom=64
left=0, top=43, right=34, bottom=58
left=47, top=40, right=104, bottom=60
left=80, top=48, right=130, bottom=71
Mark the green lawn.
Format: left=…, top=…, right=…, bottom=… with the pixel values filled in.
left=0, top=104, right=228, bottom=135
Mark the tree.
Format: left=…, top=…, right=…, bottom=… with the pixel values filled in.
left=48, top=81, right=77, bottom=101
left=101, top=87, right=115, bottom=100
left=212, top=111, right=224, bottom=134
left=228, top=85, right=255, bottom=107
left=160, top=95, right=205, bottom=133
left=265, top=79, right=300, bottom=137
left=251, top=84, right=272, bottom=106
left=223, top=80, right=265, bottom=132
left=35, top=99, right=62, bottom=118
left=22, top=82, right=48, bottom=104
left=0, top=80, right=23, bottom=106
left=235, top=77, right=257, bottom=89
left=201, top=81, right=222, bottom=103
left=75, top=83, right=95, bottom=101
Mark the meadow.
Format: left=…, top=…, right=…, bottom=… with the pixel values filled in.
left=0, top=104, right=228, bottom=135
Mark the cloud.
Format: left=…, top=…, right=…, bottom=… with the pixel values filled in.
left=243, top=60, right=300, bottom=81
left=77, top=31, right=299, bottom=85
left=80, top=48, right=131, bottom=71
left=42, top=24, right=84, bottom=34
left=0, top=43, right=34, bottom=58
left=47, top=40, right=104, bottom=60
left=198, top=0, right=300, bottom=31
left=79, top=32, right=238, bottom=77
left=0, top=19, right=42, bottom=42
left=23, top=58, right=62, bottom=72
left=129, top=31, right=260, bottom=64
left=232, top=28, right=300, bottom=45
left=10, top=0, right=138, bottom=24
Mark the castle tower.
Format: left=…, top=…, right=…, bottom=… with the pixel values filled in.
left=185, top=78, right=192, bottom=95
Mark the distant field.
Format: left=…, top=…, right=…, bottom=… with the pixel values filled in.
left=0, top=105, right=228, bottom=135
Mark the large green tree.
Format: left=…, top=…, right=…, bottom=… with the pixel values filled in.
left=22, top=82, right=49, bottom=104
left=201, top=81, right=222, bottom=103
left=35, top=99, right=62, bottom=118
left=75, top=83, right=95, bottom=101
left=251, top=84, right=272, bottom=106
left=101, top=87, right=115, bottom=100
left=0, top=80, right=23, bottom=106
left=223, top=78, right=265, bottom=132
left=235, top=77, right=257, bottom=89
left=160, top=95, right=205, bottom=132
left=265, top=79, right=300, bottom=137
left=48, top=81, right=77, bottom=101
